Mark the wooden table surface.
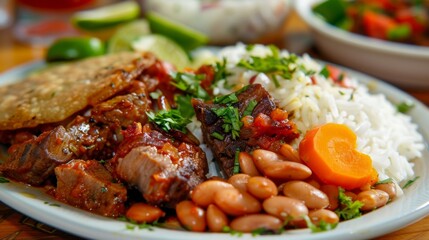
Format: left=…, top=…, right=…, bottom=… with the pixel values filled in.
left=0, top=9, right=429, bottom=240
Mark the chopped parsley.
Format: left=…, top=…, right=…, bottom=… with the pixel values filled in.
left=303, top=215, right=337, bottom=233
left=402, top=176, right=420, bottom=189
left=237, top=45, right=304, bottom=87
left=243, top=100, right=257, bottom=116
left=233, top=149, right=240, bottom=174
left=213, top=58, right=231, bottom=85
left=335, top=187, right=363, bottom=220
left=396, top=101, right=414, bottom=113
left=147, top=109, right=191, bottom=133
left=175, top=95, right=195, bottom=119
left=213, top=92, right=238, bottom=105
left=211, top=106, right=243, bottom=140
left=374, top=178, right=393, bottom=185
left=211, top=131, right=225, bottom=141
left=170, top=72, right=209, bottom=100
left=0, top=176, right=9, bottom=183
left=222, top=226, right=243, bottom=236
left=319, top=65, right=330, bottom=78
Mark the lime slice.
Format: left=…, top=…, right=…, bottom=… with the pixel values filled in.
left=145, top=11, right=209, bottom=52
left=132, top=34, right=191, bottom=70
left=46, top=37, right=105, bottom=62
left=72, top=1, right=140, bottom=31
left=107, top=19, right=150, bottom=53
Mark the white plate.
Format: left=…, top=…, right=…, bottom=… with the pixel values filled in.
left=0, top=61, right=429, bottom=240
left=295, top=0, right=429, bottom=89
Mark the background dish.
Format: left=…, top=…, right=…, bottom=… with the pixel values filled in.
left=141, top=0, right=291, bottom=45
left=0, top=61, right=428, bottom=239
left=295, top=0, right=429, bottom=89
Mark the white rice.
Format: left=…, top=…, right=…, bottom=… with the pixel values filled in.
left=198, top=43, right=424, bottom=185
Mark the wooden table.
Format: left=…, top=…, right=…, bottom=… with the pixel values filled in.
left=0, top=10, right=429, bottom=240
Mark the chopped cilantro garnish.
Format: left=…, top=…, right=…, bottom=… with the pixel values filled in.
left=396, top=101, right=414, bottom=113
left=147, top=109, right=191, bottom=133
left=213, top=92, right=238, bottom=104
left=320, top=66, right=330, bottom=78
left=170, top=72, right=209, bottom=100
left=211, top=131, right=225, bottom=140
left=402, top=176, right=420, bottom=189
left=149, top=91, right=161, bottom=100
left=233, top=149, right=240, bottom=174
left=303, top=215, right=337, bottom=233
left=237, top=45, right=309, bottom=87
left=213, top=58, right=231, bottom=85
left=243, top=100, right=257, bottom=116
left=211, top=106, right=243, bottom=140
left=375, top=178, right=393, bottom=185
left=335, top=187, right=363, bottom=220
left=222, top=226, right=243, bottom=236
left=175, top=94, right=195, bottom=119
left=0, top=176, right=9, bottom=183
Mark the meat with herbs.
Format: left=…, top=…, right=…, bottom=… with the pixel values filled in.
left=0, top=126, right=74, bottom=185
left=114, top=123, right=208, bottom=208
left=193, top=84, right=299, bottom=177
left=0, top=83, right=152, bottom=185
left=55, top=160, right=127, bottom=217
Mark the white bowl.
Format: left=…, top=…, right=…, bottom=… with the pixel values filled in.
left=295, top=0, right=429, bottom=89
left=142, top=0, right=291, bottom=45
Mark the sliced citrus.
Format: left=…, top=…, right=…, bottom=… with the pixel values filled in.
left=72, top=1, right=140, bottom=31
left=132, top=34, right=191, bottom=70
left=107, top=19, right=150, bottom=53
left=145, top=11, right=209, bottom=52
left=46, top=37, right=105, bottom=62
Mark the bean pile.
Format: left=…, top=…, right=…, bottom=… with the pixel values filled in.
left=125, top=144, right=397, bottom=233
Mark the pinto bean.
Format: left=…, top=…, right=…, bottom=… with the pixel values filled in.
left=125, top=203, right=165, bottom=223
left=344, top=191, right=357, bottom=201
left=357, top=189, right=389, bottom=211
left=320, top=185, right=339, bottom=211
left=206, top=204, right=229, bottom=232
left=214, top=187, right=261, bottom=216
left=374, top=183, right=397, bottom=200
left=263, top=196, right=308, bottom=220
left=279, top=143, right=302, bottom=163
left=238, top=152, right=261, bottom=176
left=247, top=176, right=278, bottom=200
left=191, top=180, right=235, bottom=207
left=176, top=200, right=206, bottom=232
left=228, top=174, right=250, bottom=192
left=282, top=181, right=329, bottom=209
left=308, top=209, right=339, bottom=225
left=306, top=178, right=321, bottom=189
left=230, top=214, right=283, bottom=233
left=252, top=149, right=312, bottom=180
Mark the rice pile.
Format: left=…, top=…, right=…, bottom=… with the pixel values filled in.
left=203, top=43, right=424, bottom=185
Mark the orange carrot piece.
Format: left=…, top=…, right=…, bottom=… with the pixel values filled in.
left=299, top=123, right=374, bottom=190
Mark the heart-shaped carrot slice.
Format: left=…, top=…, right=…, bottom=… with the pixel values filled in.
left=299, top=123, right=376, bottom=190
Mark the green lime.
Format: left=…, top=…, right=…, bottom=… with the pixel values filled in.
left=46, top=37, right=105, bottom=62
left=72, top=1, right=140, bottom=31
left=145, top=11, right=209, bottom=52
left=132, top=34, right=191, bottom=70
left=107, top=19, right=150, bottom=53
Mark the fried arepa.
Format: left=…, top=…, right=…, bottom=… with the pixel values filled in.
left=0, top=52, right=156, bottom=130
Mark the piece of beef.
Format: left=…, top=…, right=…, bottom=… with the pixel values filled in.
left=193, top=84, right=299, bottom=177
left=0, top=126, right=74, bottom=185
left=55, top=160, right=127, bottom=217
left=0, top=84, right=152, bottom=185
left=114, top=124, right=208, bottom=208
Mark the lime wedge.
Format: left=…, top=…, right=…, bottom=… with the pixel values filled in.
left=132, top=34, right=191, bottom=70
left=46, top=37, right=105, bottom=62
left=107, top=19, right=150, bottom=53
left=72, top=1, right=140, bottom=31
left=145, top=11, right=209, bottom=52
